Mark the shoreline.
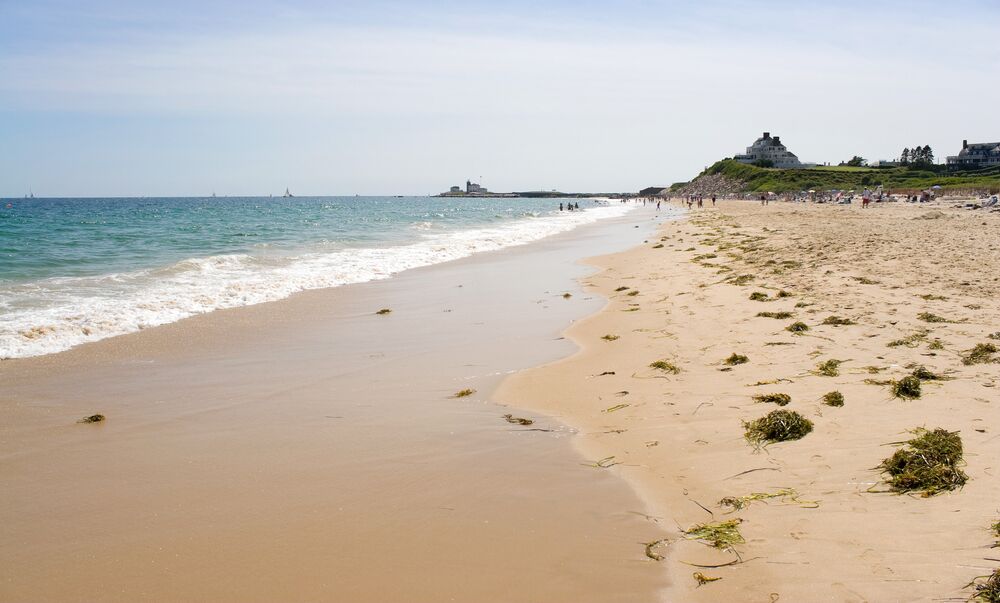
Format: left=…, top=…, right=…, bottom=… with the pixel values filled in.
left=0, top=198, right=632, bottom=360
left=0, top=205, right=677, bottom=602
left=496, top=197, right=1000, bottom=601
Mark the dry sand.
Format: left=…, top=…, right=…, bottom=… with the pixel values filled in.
left=496, top=199, right=1000, bottom=601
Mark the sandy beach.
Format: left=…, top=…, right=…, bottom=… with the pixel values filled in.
left=0, top=209, right=674, bottom=603
left=497, top=198, right=1000, bottom=601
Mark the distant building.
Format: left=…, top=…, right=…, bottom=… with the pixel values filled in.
left=466, top=180, right=487, bottom=194
left=870, top=159, right=901, bottom=168
left=449, top=185, right=462, bottom=193
left=639, top=187, right=667, bottom=196
left=947, top=139, right=1000, bottom=169
left=734, top=132, right=812, bottom=169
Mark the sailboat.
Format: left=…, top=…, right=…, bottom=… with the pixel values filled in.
left=283, top=188, right=294, bottom=198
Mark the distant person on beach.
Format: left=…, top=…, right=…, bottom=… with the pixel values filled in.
left=656, top=199, right=661, bottom=211
left=862, top=189, right=871, bottom=209
left=559, top=203, right=564, bottom=211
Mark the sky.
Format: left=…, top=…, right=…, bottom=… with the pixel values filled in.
left=1, top=0, right=999, bottom=197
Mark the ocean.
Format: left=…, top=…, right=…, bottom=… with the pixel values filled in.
left=0, top=196, right=632, bottom=359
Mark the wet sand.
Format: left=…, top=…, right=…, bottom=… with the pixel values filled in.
left=497, top=199, right=1000, bottom=601
left=0, top=206, right=677, bottom=602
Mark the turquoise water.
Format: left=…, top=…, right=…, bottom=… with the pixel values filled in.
left=0, top=196, right=632, bottom=358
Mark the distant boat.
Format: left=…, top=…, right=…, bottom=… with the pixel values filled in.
left=211, top=191, right=216, bottom=198
left=283, top=188, right=294, bottom=198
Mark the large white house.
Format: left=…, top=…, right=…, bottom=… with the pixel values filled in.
left=734, top=132, right=812, bottom=168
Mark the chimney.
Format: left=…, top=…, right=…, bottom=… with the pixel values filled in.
left=763, top=132, right=770, bottom=138
left=773, top=136, right=781, bottom=145
left=963, top=139, right=968, bottom=149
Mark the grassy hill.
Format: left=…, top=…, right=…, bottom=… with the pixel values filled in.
left=681, top=160, right=1000, bottom=194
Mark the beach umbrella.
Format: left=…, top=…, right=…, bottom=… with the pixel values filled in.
left=808, top=190, right=816, bottom=193
left=931, top=185, right=942, bottom=189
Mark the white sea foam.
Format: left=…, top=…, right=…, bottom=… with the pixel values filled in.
left=0, top=204, right=635, bottom=359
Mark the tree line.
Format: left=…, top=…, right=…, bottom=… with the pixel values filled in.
left=901, top=145, right=934, bottom=165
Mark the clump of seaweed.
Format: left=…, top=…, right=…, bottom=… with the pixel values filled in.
left=727, top=274, right=755, bottom=286
left=887, top=330, right=929, bottom=348
left=683, top=519, right=745, bottom=551
left=744, top=409, right=813, bottom=444
left=562, top=292, right=572, bottom=299
left=911, top=366, right=949, bottom=381
left=919, top=294, right=948, bottom=301
left=927, top=339, right=945, bottom=350
left=757, top=311, right=793, bottom=319
left=988, top=332, right=1000, bottom=341
left=786, top=321, right=810, bottom=333
left=453, top=388, right=476, bottom=398
left=962, top=343, right=998, bottom=366
left=724, top=353, right=749, bottom=366
left=601, top=334, right=620, bottom=341
left=775, top=290, right=793, bottom=298
left=652, top=244, right=664, bottom=249
left=971, top=569, right=1000, bottom=602
left=749, top=291, right=769, bottom=302
left=615, top=286, right=630, bottom=292
left=917, top=312, right=949, bottom=323
left=375, top=308, right=392, bottom=315
left=752, top=393, right=791, bottom=406
left=892, top=376, right=922, bottom=399
left=78, top=414, right=105, bottom=424
left=822, top=391, right=844, bottom=407
left=814, top=359, right=843, bottom=377
left=649, top=360, right=680, bottom=374
left=627, top=290, right=640, bottom=297
left=822, top=316, right=856, bottom=326
left=718, top=488, right=809, bottom=511
left=503, top=414, right=534, bottom=426
left=879, top=428, right=967, bottom=495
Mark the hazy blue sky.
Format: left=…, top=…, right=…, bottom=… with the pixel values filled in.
left=1, top=0, right=998, bottom=196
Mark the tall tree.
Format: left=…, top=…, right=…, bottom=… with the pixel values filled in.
left=901, top=148, right=910, bottom=164
left=923, top=145, right=934, bottom=164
